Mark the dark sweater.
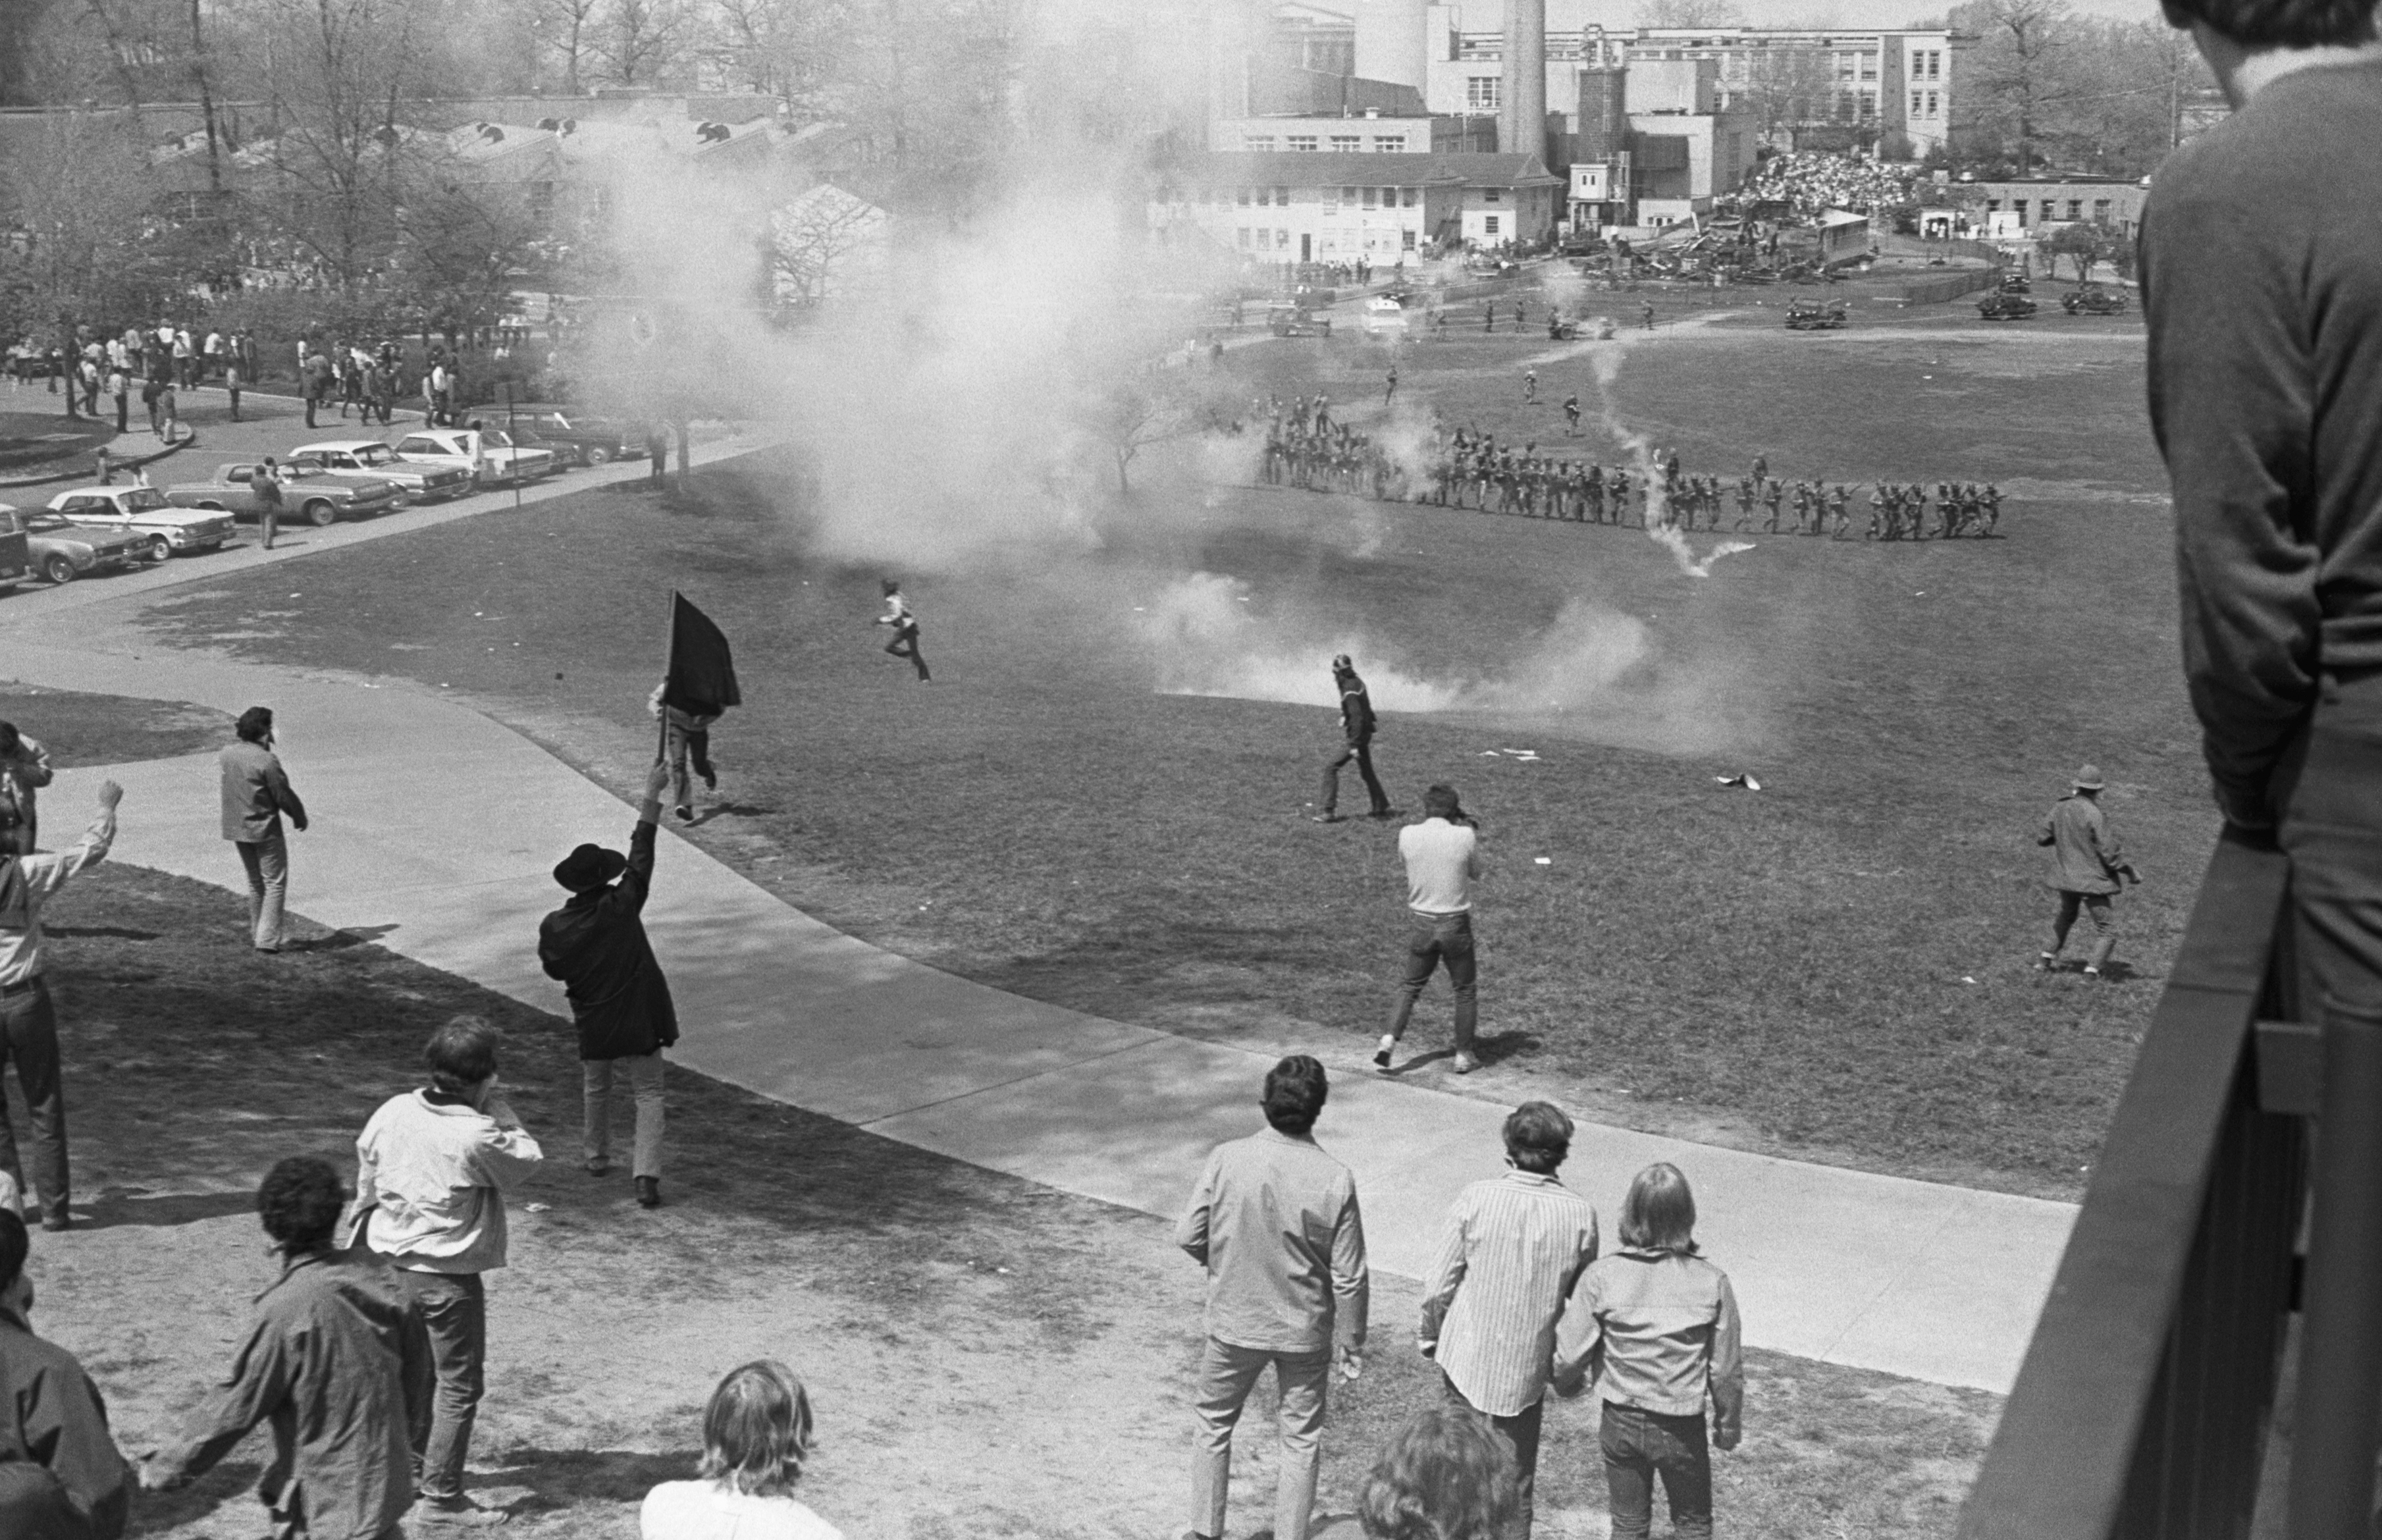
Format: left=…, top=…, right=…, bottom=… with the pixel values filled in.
left=2140, top=61, right=2382, bottom=830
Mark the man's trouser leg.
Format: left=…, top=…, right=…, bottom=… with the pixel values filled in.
left=2276, top=669, right=2382, bottom=1016
left=237, top=831, right=288, bottom=949
left=1443, top=1372, right=1543, bottom=1540
left=1269, top=1348, right=1331, bottom=1540
left=1386, top=913, right=1445, bottom=1043
left=1603, top=1403, right=1710, bottom=1540
left=1320, top=745, right=1354, bottom=816
left=1441, top=913, right=1479, bottom=1051
left=664, top=723, right=693, bottom=811
left=625, top=1052, right=665, bottom=1178
left=2048, top=889, right=2082, bottom=956
left=399, top=1270, right=487, bottom=1501
left=687, top=730, right=716, bottom=791
left=1190, top=1337, right=1267, bottom=1539
left=2080, top=893, right=2117, bottom=970
left=0, top=980, right=68, bottom=1223
left=1353, top=741, right=1389, bottom=816
left=582, top=1058, right=614, bottom=1167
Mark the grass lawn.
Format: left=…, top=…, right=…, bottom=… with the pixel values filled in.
left=130, top=299, right=2186, bottom=1199
left=0, top=683, right=232, bottom=764
left=25, top=863, right=1996, bottom=1539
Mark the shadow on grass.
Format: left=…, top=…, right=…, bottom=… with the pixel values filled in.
left=127, top=1459, right=262, bottom=1536
left=47, top=926, right=164, bottom=942
left=487, top=1448, right=702, bottom=1509
left=81, top=1190, right=257, bottom=1230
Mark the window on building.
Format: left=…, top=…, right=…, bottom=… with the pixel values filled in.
left=1331, top=135, right=1360, bottom=151
left=1342, top=186, right=1358, bottom=207
left=2015, top=201, right=2029, bottom=226
left=1288, top=135, right=1317, bottom=151
left=1256, top=186, right=1271, bottom=205
left=1277, top=228, right=1288, bottom=249
left=1381, top=187, right=1397, bottom=208
left=1925, top=91, right=1938, bottom=117
left=1402, top=228, right=1416, bottom=250
left=1837, top=91, right=1855, bottom=120
left=1928, top=50, right=1942, bottom=79
left=1362, top=186, right=1377, bottom=208
left=1244, top=135, right=1275, bottom=151
left=1236, top=186, right=1250, bottom=206
left=1485, top=215, right=1500, bottom=236
left=2068, top=198, right=2084, bottom=219
left=1985, top=198, right=2000, bottom=212
left=1373, top=136, right=1404, bottom=151
left=2094, top=198, right=2111, bottom=221
left=1484, top=185, right=1502, bottom=202
left=1275, top=186, right=1288, bottom=204
left=1237, top=228, right=1252, bottom=248
left=1911, top=90, right=1924, bottom=117
left=1466, top=76, right=1501, bottom=110
left=1861, top=55, right=1876, bottom=80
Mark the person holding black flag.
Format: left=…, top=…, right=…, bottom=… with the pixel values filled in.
left=648, top=593, right=740, bottom=822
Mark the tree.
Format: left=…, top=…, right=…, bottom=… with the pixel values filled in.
left=1083, top=373, right=1205, bottom=494
left=766, top=184, right=888, bottom=310
left=2042, top=219, right=2118, bottom=282
left=1952, top=0, right=2082, bottom=176
left=0, top=110, right=198, bottom=343
left=535, top=0, right=603, bottom=94
left=1636, top=0, right=1747, bottom=24
left=596, top=0, right=685, bottom=86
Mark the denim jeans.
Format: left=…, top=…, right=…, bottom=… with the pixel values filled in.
left=396, top=1269, right=485, bottom=1501
left=1190, top=1338, right=1331, bottom=1540
left=2273, top=669, right=2382, bottom=1013
left=1319, top=738, right=1388, bottom=816
left=0, top=980, right=68, bottom=1222
left=583, top=1052, right=665, bottom=1178
left=1601, top=1402, right=1711, bottom=1540
left=1442, top=1371, right=1543, bottom=1540
left=1388, top=911, right=1477, bottom=1049
left=236, top=830, right=288, bottom=949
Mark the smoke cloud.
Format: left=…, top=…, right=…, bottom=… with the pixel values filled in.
left=1580, top=340, right=1756, bottom=578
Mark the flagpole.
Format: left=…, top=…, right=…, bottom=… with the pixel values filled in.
left=658, top=589, right=675, bottom=766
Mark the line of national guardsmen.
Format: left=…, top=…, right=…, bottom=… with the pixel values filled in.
left=1253, top=404, right=2004, bottom=541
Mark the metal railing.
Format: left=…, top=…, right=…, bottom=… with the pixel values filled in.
left=1957, top=829, right=2382, bottom=1539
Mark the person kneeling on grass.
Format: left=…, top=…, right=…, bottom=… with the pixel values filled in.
left=642, top=1361, right=843, bottom=1540
left=1552, top=1163, right=1743, bottom=1540
left=141, top=1157, right=433, bottom=1540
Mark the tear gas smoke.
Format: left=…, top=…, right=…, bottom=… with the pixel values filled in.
left=1581, top=341, right=1755, bottom=578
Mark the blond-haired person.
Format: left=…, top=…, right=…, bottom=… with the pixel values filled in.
left=642, top=1362, right=841, bottom=1540
left=1552, top=1164, right=1742, bottom=1540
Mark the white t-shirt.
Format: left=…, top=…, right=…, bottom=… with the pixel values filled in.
left=641, top=1481, right=843, bottom=1540
left=1399, top=817, right=1479, bottom=915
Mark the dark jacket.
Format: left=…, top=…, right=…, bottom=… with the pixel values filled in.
left=151, top=1250, right=432, bottom=1540
left=2038, top=794, right=2132, bottom=896
left=538, top=819, right=679, bottom=1061
left=1337, top=679, right=1377, bottom=745
left=0, top=1308, right=129, bottom=1540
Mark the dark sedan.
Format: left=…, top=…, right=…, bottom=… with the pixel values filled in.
left=493, top=406, right=651, bottom=467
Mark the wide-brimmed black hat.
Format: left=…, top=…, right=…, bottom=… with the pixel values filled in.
left=553, top=843, right=627, bottom=891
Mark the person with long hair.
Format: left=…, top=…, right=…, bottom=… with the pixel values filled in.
left=642, top=1361, right=841, bottom=1540
left=1335, top=1404, right=1519, bottom=1540
left=1554, top=1163, right=1743, bottom=1540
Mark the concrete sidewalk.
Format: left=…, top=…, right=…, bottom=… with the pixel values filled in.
left=0, top=625, right=2073, bottom=1394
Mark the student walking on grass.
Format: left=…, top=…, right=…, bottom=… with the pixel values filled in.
left=348, top=1017, right=544, bottom=1527
left=1554, top=1163, right=1743, bottom=1540
left=1313, top=654, right=1390, bottom=823
left=2036, top=764, right=2140, bottom=978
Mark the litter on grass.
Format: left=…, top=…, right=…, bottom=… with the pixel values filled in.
left=1714, top=772, right=1763, bottom=791
left=1535, top=857, right=1552, bottom=865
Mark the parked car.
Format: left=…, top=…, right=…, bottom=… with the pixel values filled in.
left=1786, top=299, right=1849, bottom=331
left=1998, top=273, right=2033, bottom=295
left=0, top=504, right=149, bottom=585
left=388, top=427, right=558, bottom=486
left=2062, top=284, right=2130, bottom=315
left=0, top=521, right=28, bottom=595
left=166, top=462, right=406, bottom=526
left=1360, top=297, right=1409, bottom=335
left=494, top=406, right=650, bottom=466
left=45, top=486, right=236, bottom=562
left=1267, top=304, right=1332, bottom=338
left=1978, top=291, right=2039, bottom=321
left=288, top=440, right=475, bottom=501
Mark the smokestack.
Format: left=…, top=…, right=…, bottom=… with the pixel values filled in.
left=1499, top=0, right=1547, bottom=163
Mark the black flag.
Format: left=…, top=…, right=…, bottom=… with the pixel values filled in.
left=664, top=592, right=741, bottom=712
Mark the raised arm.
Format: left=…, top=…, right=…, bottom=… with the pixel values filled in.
left=20, top=782, right=119, bottom=901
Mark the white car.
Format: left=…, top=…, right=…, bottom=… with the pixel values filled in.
left=45, top=485, right=236, bottom=562
left=388, top=427, right=559, bottom=487
left=289, top=440, right=476, bottom=502
left=1362, top=296, right=1410, bottom=334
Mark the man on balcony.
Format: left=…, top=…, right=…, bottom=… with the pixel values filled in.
left=2141, top=0, right=2382, bottom=1013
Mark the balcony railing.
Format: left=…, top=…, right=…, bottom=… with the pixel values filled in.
left=1957, top=828, right=2382, bottom=1538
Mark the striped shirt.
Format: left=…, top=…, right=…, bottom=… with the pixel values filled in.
left=1417, top=1170, right=1600, bottom=1416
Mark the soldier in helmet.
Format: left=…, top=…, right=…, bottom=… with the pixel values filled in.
left=2036, top=764, right=2142, bottom=978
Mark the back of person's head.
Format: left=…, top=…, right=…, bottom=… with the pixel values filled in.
left=697, top=1360, right=814, bottom=1497
left=236, top=706, right=274, bottom=743
left=881, top=578, right=900, bottom=595
left=1502, top=1102, right=1573, bottom=1175
left=2161, top=0, right=2375, bottom=45
left=1261, top=1054, right=1329, bottom=1135
left=0, top=1209, right=24, bottom=1298
left=1423, top=783, right=1462, bottom=820
left=257, top=1155, right=346, bottom=1254
left=1618, top=1162, right=1700, bottom=1255
left=1356, top=1405, right=1520, bottom=1540
left=424, top=1015, right=500, bottom=1094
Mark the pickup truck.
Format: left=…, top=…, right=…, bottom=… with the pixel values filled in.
left=0, top=504, right=149, bottom=584
left=167, top=462, right=406, bottom=525
left=46, top=485, right=235, bottom=561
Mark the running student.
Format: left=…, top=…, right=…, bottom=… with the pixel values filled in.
left=876, top=579, right=930, bottom=683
